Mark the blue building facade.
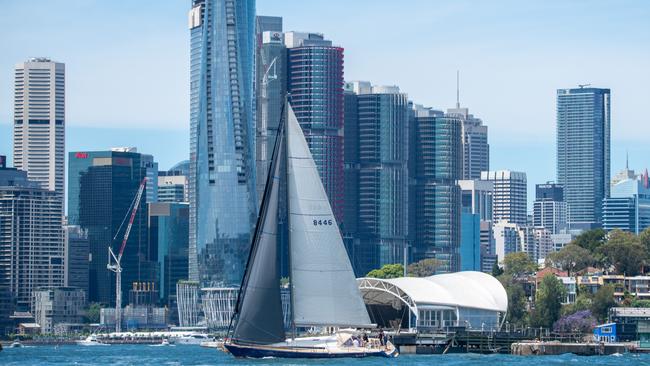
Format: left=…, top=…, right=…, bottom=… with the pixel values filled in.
left=603, top=173, right=650, bottom=234
left=188, top=0, right=258, bottom=286
left=460, top=213, right=481, bottom=271
left=556, top=87, right=610, bottom=230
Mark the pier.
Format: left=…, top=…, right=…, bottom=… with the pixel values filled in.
left=511, top=341, right=632, bottom=356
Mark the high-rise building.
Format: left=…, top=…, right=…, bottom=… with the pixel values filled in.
left=603, top=171, right=650, bottom=234
left=481, top=170, right=527, bottom=226
left=459, top=179, right=494, bottom=272
left=458, top=179, right=493, bottom=221
left=68, top=150, right=157, bottom=305
left=188, top=0, right=257, bottom=286
left=286, top=31, right=345, bottom=223
left=447, top=111, right=488, bottom=181
left=410, top=105, right=462, bottom=272
left=343, top=82, right=409, bottom=275
left=158, top=161, right=190, bottom=203
left=533, top=183, right=567, bottom=234
left=255, top=16, right=286, bottom=204
left=479, top=221, right=497, bottom=273
left=12, top=58, right=65, bottom=201
left=460, top=213, right=481, bottom=271
left=493, top=220, right=520, bottom=265
left=0, top=164, right=64, bottom=311
left=148, top=202, right=189, bottom=325
left=64, top=225, right=89, bottom=296
left=557, top=87, right=610, bottom=230
left=33, top=287, right=85, bottom=334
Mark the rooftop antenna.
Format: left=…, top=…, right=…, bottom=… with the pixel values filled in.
left=456, top=70, right=460, bottom=109
left=626, top=151, right=629, bottom=171
left=578, top=83, right=591, bottom=89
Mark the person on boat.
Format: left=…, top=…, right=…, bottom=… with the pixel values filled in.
left=378, top=329, right=385, bottom=346
left=352, top=337, right=360, bottom=348
left=362, top=333, right=369, bottom=346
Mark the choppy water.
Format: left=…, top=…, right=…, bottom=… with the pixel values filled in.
left=2, top=344, right=650, bottom=365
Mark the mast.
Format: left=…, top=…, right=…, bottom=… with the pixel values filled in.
left=285, top=97, right=297, bottom=341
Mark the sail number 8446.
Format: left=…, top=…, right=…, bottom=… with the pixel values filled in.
left=313, top=219, right=333, bottom=226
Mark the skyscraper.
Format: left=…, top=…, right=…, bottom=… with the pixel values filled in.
left=603, top=171, right=650, bottom=234
left=68, top=149, right=157, bottom=305
left=557, top=87, right=611, bottom=230
left=158, top=160, right=190, bottom=203
left=343, top=82, right=410, bottom=276
left=481, top=170, right=527, bottom=226
left=188, top=0, right=258, bottom=286
left=533, top=183, right=567, bottom=234
left=285, top=31, right=345, bottom=223
left=0, top=164, right=64, bottom=311
left=411, top=105, right=462, bottom=272
left=12, top=58, right=65, bottom=200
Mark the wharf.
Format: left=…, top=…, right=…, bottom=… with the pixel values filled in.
left=393, top=330, right=535, bottom=354
left=511, top=341, right=632, bottom=356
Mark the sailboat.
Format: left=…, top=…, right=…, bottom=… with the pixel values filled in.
left=223, top=104, right=398, bottom=359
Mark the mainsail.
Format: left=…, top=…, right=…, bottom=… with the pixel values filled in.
left=286, top=105, right=373, bottom=328
left=231, top=115, right=286, bottom=344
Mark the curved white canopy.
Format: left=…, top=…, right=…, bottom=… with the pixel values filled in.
left=359, top=271, right=508, bottom=313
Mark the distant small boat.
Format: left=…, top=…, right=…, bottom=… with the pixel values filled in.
left=200, top=340, right=223, bottom=349
left=77, top=335, right=109, bottom=346
left=9, top=340, right=23, bottom=348
left=169, top=333, right=211, bottom=345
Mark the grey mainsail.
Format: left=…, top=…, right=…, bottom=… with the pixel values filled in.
left=231, top=118, right=285, bottom=344
left=286, top=105, right=374, bottom=328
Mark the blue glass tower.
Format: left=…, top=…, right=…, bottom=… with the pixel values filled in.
left=557, top=87, right=610, bottom=230
left=188, top=0, right=257, bottom=286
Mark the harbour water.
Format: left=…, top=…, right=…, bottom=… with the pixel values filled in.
left=2, top=345, right=650, bottom=366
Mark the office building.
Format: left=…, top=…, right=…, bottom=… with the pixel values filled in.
left=255, top=16, right=286, bottom=203
left=158, top=161, right=190, bottom=203
left=148, top=202, right=189, bottom=324
left=447, top=104, right=489, bottom=180
left=557, top=87, right=610, bottom=230
left=68, top=150, right=157, bottom=305
left=493, top=220, right=520, bottom=265
left=603, top=171, right=650, bottom=234
left=12, top=58, right=65, bottom=201
left=459, top=179, right=494, bottom=272
left=33, top=287, right=85, bottom=334
left=0, top=164, right=64, bottom=311
left=460, top=213, right=481, bottom=271
left=458, top=179, right=493, bottom=221
left=533, top=183, right=567, bottom=234
left=286, top=31, right=345, bottom=223
left=535, top=227, right=554, bottom=261
left=518, top=225, right=537, bottom=262
left=188, top=0, right=258, bottom=287
left=481, top=170, right=527, bottom=226
left=410, top=105, right=462, bottom=272
left=480, top=221, right=497, bottom=273
left=64, top=225, right=89, bottom=296
left=343, top=82, right=409, bottom=275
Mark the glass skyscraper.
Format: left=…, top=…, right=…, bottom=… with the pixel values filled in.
left=188, top=0, right=257, bottom=286
left=556, top=87, right=610, bottom=230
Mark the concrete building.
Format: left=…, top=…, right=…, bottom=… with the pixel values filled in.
left=493, top=221, right=520, bottom=264
left=557, top=87, right=610, bottom=230
left=64, top=225, right=89, bottom=296
left=480, top=221, right=497, bottom=273
left=188, top=0, right=258, bottom=287
left=533, top=183, right=567, bottom=234
left=410, top=105, right=462, bottom=272
left=12, top=58, right=65, bottom=201
left=286, top=31, right=345, bottom=224
left=0, top=164, right=64, bottom=311
left=603, top=171, right=650, bottom=234
left=33, top=287, right=85, bottom=334
left=158, top=160, right=189, bottom=203
left=343, top=82, right=410, bottom=276
left=481, top=170, right=527, bottom=226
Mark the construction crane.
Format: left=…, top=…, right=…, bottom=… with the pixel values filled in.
left=107, top=177, right=147, bottom=333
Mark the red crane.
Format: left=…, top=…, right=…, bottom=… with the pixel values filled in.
left=107, top=177, right=147, bottom=333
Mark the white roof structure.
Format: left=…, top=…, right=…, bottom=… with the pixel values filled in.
left=358, top=271, right=508, bottom=315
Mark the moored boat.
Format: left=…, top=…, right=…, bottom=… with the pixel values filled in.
left=223, top=104, right=398, bottom=359
left=77, top=335, right=109, bottom=346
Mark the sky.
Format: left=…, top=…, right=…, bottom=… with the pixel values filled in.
left=1, top=0, right=649, bottom=207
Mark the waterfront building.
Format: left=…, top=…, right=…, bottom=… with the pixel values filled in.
left=533, top=183, right=567, bottom=234
left=557, top=87, right=611, bottom=230
left=148, top=202, right=189, bottom=324
left=410, top=105, right=462, bottom=272
left=343, top=82, right=410, bottom=276
left=602, top=171, right=650, bottom=234
left=285, top=31, right=345, bottom=223
left=12, top=58, right=65, bottom=201
left=32, top=287, right=85, bottom=334
left=188, top=0, right=258, bottom=287
left=481, top=170, right=527, bottom=226
left=68, top=149, right=157, bottom=305
left=64, top=225, right=89, bottom=296
left=176, top=281, right=200, bottom=327
left=0, top=164, right=64, bottom=311
left=100, top=305, right=168, bottom=330
left=358, top=271, right=507, bottom=331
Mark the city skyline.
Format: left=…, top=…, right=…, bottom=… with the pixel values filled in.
left=1, top=0, right=649, bottom=207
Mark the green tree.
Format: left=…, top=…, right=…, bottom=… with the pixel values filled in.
left=498, top=275, right=529, bottom=327
left=572, top=228, right=607, bottom=252
left=366, top=263, right=404, bottom=279
left=503, top=252, right=537, bottom=276
left=591, top=285, right=617, bottom=322
left=407, top=258, right=443, bottom=277
left=546, top=244, right=594, bottom=275
left=531, top=275, right=566, bottom=328
left=639, top=227, right=650, bottom=254
left=598, top=229, right=647, bottom=275
left=492, top=263, right=504, bottom=277
left=85, top=302, right=102, bottom=324
left=631, top=299, right=650, bottom=308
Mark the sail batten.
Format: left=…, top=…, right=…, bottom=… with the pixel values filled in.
left=286, top=105, right=374, bottom=328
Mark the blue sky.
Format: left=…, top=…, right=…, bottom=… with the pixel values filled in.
left=1, top=0, right=649, bottom=206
